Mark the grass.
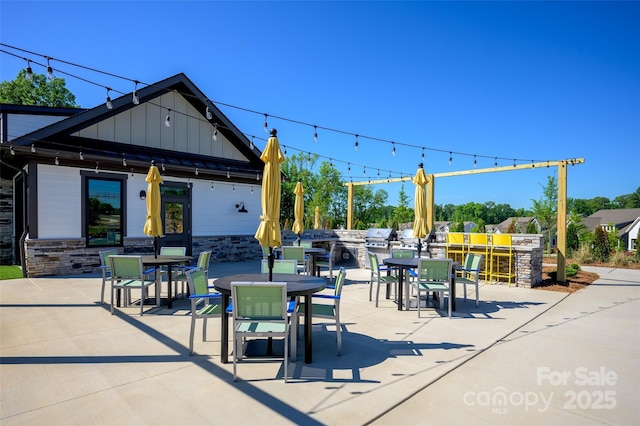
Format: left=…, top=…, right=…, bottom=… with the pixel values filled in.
left=0, top=265, right=24, bottom=280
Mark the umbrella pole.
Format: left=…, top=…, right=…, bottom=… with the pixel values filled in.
left=297, top=234, right=301, bottom=246
left=417, top=238, right=422, bottom=258
left=268, top=247, right=274, bottom=281
left=153, top=237, right=158, bottom=259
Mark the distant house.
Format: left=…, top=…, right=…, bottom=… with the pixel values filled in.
left=486, top=217, right=541, bottom=234
left=582, top=209, right=640, bottom=252
left=434, top=221, right=477, bottom=233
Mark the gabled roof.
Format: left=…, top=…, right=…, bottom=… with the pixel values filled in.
left=1, top=73, right=264, bottom=184
left=583, top=208, right=640, bottom=233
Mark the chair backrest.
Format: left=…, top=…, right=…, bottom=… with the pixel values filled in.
left=282, top=246, right=305, bottom=263
left=468, top=233, right=488, bottom=246
left=326, top=243, right=336, bottom=265
left=417, top=258, right=452, bottom=283
left=463, top=253, right=483, bottom=271
left=491, top=234, right=512, bottom=248
left=99, top=249, right=119, bottom=269
left=261, top=246, right=271, bottom=259
left=261, top=259, right=298, bottom=274
left=334, top=267, right=347, bottom=297
left=231, top=282, right=287, bottom=320
left=109, top=255, right=144, bottom=280
left=197, top=251, right=212, bottom=270
left=368, top=252, right=381, bottom=275
left=299, top=240, right=313, bottom=248
left=160, top=246, right=187, bottom=256
left=186, top=268, right=208, bottom=295
left=391, top=249, right=415, bottom=258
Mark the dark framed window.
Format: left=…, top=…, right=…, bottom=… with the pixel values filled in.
left=81, top=172, right=127, bottom=247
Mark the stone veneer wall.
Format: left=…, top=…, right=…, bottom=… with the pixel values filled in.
left=21, top=230, right=543, bottom=287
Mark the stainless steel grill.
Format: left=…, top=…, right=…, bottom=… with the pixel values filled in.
left=364, top=228, right=397, bottom=268
left=399, top=228, right=434, bottom=257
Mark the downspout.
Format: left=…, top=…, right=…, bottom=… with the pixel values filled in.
left=0, top=159, right=28, bottom=277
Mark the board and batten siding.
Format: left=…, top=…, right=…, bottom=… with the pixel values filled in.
left=73, top=92, right=245, bottom=160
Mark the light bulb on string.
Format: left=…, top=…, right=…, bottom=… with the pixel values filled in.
left=205, top=105, right=213, bottom=120
left=161, top=162, right=166, bottom=172
left=212, top=123, right=218, bottom=141
left=79, top=150, right=84, bottom=160
left=31, top=144, right=36, bottom=153
left=122, top=156, right=127, bottom=167
left=473, top=155, right=477, bottom=167
left=132, top=81, right=140, bottom=105
left=532, top=160, right=535, bottom=168
left=25, top=59, right=33, bottom=82
left=354, top=134, right=359, bottom=151
left=9, top=145, right=15, bottom=155
left=313, top=125, right=318, bottom=143
left=250, top=137, right=254, bottom=150
left=210, top=181, right=214, bottom=191
left=232, top=184, right=235, bottom=192
left=363, top=166, right=366, bottom=176
left=164, top=109, right=171, bottom=127
left=54, top=156, right=59, bottom=166
left=263, top=114, right=268, bottom=133
left=251, top=186, right=254, bottom=194
left=195, top=167, right=199, bottom=176
left=494, top=157, right=498, bottom=167
left=391, top=142, right=396, bottom=156
left=105, top=88, right=113, bottom=109
left=46, top=57, right=54, bottom=80
left=95, top=161, right=100, bottom=173
left=256, top=173, right=260, bottom=180
left=513, top=159, right=516, bottom=168
left=131, top=169, right=135, bottom=178
left=227, top=168, right=230, bottom=179
left=377, top=169, right=380, bottom=177
left=448, top=152, right=452, bottom=165
left=421, top=148, right=425, bottom=162
left=348, top=163, right=351, bottom=174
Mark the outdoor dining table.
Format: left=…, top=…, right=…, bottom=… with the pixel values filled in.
left=213, top=273, right=326, bottom=364
left=141, top=255, right=192, bottom=309
left=383, top=257, right=458, bottom=312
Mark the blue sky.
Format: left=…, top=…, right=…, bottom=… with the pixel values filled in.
left=1, top=1, right=638, bottom=210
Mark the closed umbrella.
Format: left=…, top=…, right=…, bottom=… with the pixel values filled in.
left=143, top=162, right=163, bottom=258
left=412, top=163, right=429, bottom=258
left=254, top=129, right=285, bottom=281
left=314, top=206, right=321, bottom=230
left=292, top=180, right=305, bottom=245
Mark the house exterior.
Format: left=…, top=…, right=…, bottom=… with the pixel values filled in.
left=486, top=217, right=541, bottom=234
left=433, top=221, right=477, bottom=233
left=582, top=208, right=640, bottom=252
left=0, top=73, right=267, bottom=277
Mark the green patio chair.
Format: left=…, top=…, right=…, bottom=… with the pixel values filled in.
left=109, top=255, right=157, bottom=316
left=292, top=267, right=346, bottom=360
left=412, top=258, right=453, bottom=318
left=261, top=259, right=298, bottom=274
left=457, top=253, right=483, bottom=307
left=281, top=246, right=307, bottom=274
left=231, top=281, right=291, bottom=382
left=368, top=251, right=399, bottom=307
left=175, top=251, right=211, bottom=298
left=186, top=267, right=223, bottom=355
left=315, top=243, right=336, bottom=284
left=98, top=248, right=118, bottom=305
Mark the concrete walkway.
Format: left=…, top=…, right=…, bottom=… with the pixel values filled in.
left=1, top=262, right=638, bottom=425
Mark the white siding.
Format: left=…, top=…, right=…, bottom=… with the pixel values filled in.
left=37, top=165, right=82, bottom=238
left=191, top=181, right=261, bottom=236
left=126, top=172, right=151, bottom=238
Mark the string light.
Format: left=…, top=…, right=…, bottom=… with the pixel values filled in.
left=122, top=156, right=127, bottom=167
left=95, top=161, right=100, bottom=173
left=31, top=144, right=36, bottom=153
left=250, top=136, right=254, bottom=150
left=354, top=134, right=359, bottom=151
left=212, top=123, right=218, bottom=141
left=263, top=114, right=268, bottom=133
left=25, top=59, right=33, bottom=81
left=131, top=168, right=135, bottom=177
left=210, top=181, right=214, bottom=191
left=105, top=87, right=113, bottom=109
left=448, top=152, right=452, bottom=165
left=494, top=157, right=498, bottom=167
left=46, top=57, right=54, bottom=80
left=161, top=162, right=166, bottom=172
left=256, top=173, right=260, bottom=180
left=165, top=109, right=171, bottom=127
left=313, top=125, right=318, bottom=143
left=205, top=105, right=213, bottom=120
left=227, top=168, right=230, bottom=179
left=195, top=167, right=199, bottom=175
left=348, top=163, right=351, bottom=174
left=79, top=150, right=84, bottom=160
left=54, top=155, right=59, bottom=165
left=9, top=145, right=15, bottom=155
left=513, top=159, right=517, bottom=168
left=392, top=142, right=396, bottom=156
left=132, top=80, right=140, bottom=105
left=473, top=154, right=477, bottom=167
left=421, top=147, right=425, bottom=162
left=532, top=160, right=535, bottom=168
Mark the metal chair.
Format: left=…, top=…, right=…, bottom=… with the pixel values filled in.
left=292, top=267, right=346, bottom=360
left=185, top=268, right=222, bottom=355
left=445, top=233, right=466, bottom=265
left=98, top=249, right=118, bottom=304
left=457, top=253, right=483, bottom=307
left=231, top=281, right=291, bottom=382
left=109, top=255, right=157, bottom=316
left=261, top=259, right=298, bottom=275
left=412, top=258, right=453, bottom=318
left=467, top=233, right=490, bottom=280
left=315, top=243, right=336, bottom=284
left=490, top=234, right=515, bottom=285
left=174, top=251, right=211, bottom=297
left=368, top=251, right=399, bottom=307
left=281, top=246, right=307, bottom=274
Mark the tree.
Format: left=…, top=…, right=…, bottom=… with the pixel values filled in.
left=592, top=226, right=610, bottom=261
left=0, top=70, right=79, bottom=107
left=392, top=184, right=413, bottom=226
left=531, top=176, right=558, bottom=255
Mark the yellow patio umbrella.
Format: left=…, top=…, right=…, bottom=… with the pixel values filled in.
left=412, top=163, right=429, bottom=258
left=254, top=129, right=285, bottom=280
left=314, top=206, right=321, bottom=230
left=143, top=162, right=163, bottom=257
left=292, top=180, right=305, bottom=245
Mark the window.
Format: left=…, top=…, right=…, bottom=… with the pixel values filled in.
left=83, top=174, right=125, bottom=247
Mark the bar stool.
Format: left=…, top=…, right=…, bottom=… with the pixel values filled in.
left=467, top=233, right=489, bottom=281
left=490, top=234, right=515, bottom=286
left=445, top=233, right=466, bottom=265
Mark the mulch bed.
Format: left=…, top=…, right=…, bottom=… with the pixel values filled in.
left=535, top=266, right=600, bottom=293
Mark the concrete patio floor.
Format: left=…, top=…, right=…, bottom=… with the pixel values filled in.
left=1, top=261, right=638, bottom=425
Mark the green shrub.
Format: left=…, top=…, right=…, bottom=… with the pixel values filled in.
left=610, top=250, right=630, bottom=266
left=592, top=227, right=610, bottom=262
left=566, top=263, right=581, bottom=278
left=572, top=243, right=593, bottom=264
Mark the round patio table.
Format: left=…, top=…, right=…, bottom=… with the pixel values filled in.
left=141, top=255, right=192, bottom=309
left=214, top=273, right=326, bottom=364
